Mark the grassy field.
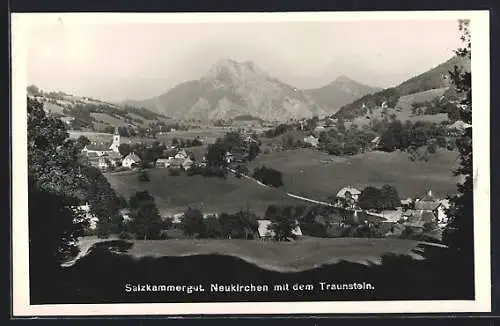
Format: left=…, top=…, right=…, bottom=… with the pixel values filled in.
left=90, top=112, right=127, bottom=127
left=105, top=168, right=306, bottom=216
left=76, top=236, right=426, bottom=272
left=156, top=127, right=229, bottom=144
left=248, top=148, right=459, bottom=200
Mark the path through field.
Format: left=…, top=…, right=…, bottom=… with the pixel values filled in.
left=228, top=168, right=335, bottom=207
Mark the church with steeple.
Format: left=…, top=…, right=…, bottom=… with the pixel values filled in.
left=109, top=128, right=121, bottom=152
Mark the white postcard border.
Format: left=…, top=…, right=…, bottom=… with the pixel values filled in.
left=11, top=10, right=491, bottom=316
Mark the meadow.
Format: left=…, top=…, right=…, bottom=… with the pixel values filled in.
left=247, top=148, right=460, bottom=200
left=105, top=168, right=306, bottom=216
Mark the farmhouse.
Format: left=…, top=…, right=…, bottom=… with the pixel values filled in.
left=182, top=157, right=194, bottom=170
left=303, top=135, right=319, bottom=148
left=122, top=152, right=142, bottom=168
left=97, top=157, right=110, bottom=170
left=169, top=158, right=184, bottom=170
left=370, top=136, right=381, bottom=150
left=256, top=219, right=303, bottom=241
left=155, top=158, right=171, bottom=168
left=60, top=116, right=75, bottom=125
left=119, top=208, right=133, bottom=223
left=336, top=187, right=361, bottom=202
left=244, top=136, right=259, bottom=144
left=82, top=142, right=112, bottom=157
left=225, top=151, right=234, bottom=164
left=175, top=149, right=188, bottom=160
left=447, top=120, right=472, bottom=136
left=104, top=151, right=122, bottom=167
left=406, top=190, right=449, bottom=225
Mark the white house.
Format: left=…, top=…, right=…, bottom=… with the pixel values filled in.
left=82, top=142, right=112, bottom=157
left=155, top=158, right=171, bottom=168
left=256, top=219, right=302, bottom=240
left=105, top=151, right=122, bottom=167
left=336, top=186, right=362, bottom=202
left=182, top=157, right=194, bottom=170
left=303, top=135, right=319, bottom=148
left=122, top=152, right=142, bottom=168
left=97, top=157, right=110, bottom=170
left=225, top=151, right=233, bottom=164
left=174, top=149, right=188, bottom=160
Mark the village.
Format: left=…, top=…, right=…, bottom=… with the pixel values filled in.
left=75, top=125, right=452, bottom=243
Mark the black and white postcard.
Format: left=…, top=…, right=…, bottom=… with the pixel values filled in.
left=11, top=11, right=491, bottom=316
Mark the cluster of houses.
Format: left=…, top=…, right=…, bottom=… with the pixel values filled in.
left=81, top=130, right=142, bottom=170
left=154, top=149, right=196, bottom=171
left=334, top=186, right=451, bottom=229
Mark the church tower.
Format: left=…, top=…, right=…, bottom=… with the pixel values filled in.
left=109, top=128, right=120, bottom=152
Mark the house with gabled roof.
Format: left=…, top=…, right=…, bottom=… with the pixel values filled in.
left=122, top=152, right=141, bottom=168
left=182, top=157, right=194, bottom=170
left=303, top=135, right=319, bottom=148
left=256, top=219, right=302, bottom=241
left=175, top=149, right=188, bottom=160
left=82, top=142, right=113, bottom=157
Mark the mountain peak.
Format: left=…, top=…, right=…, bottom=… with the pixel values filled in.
left=205, top=58, right=268, bottom=82
left=334, top=75, right=355, bottom=83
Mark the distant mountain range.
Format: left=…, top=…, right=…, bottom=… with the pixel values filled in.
left=304, top=75, right=382, bottom=113
left=124, top=59, right=381, bottom=121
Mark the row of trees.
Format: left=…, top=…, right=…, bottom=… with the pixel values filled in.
left=317, top=123, right=378, bottom=156
left=171, top=137, right=203, bottom=148
left=179, top=208, right=259, bottom=239
left=378, top=119, right=452, bottom=153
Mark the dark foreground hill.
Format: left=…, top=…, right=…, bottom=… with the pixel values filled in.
left=30, top=239, right=474, bottom=304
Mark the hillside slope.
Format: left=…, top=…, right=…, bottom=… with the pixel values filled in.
left=334, top=56, right=471, bottom=121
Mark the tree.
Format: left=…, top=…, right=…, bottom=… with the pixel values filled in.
left=268, top=206, right=298, bottom=241
left=27, top=84, right=40, bottom=96
left=247, top=142, right=260, bottom=161
left=443, top=20, right=473, bottom=254
left=201, top=215, right=223, bottom=238
left=76, top=135, right=90, bottom=149
left=181, top=207, right=205, bottom=237
left=358, top=186, right=384, bottom=211
left=128, top=190, right=163, bottom=240
left=118, top=143, right=132, bottom=157
left=218, top=210, right=258, bottom=239
left=27, top=97, right=91, bottom=284
left=380, top=184, right=401, bottom=210
left=207, top=142, right=228, bottom=168
left=81, top=165, right=122, bottom=236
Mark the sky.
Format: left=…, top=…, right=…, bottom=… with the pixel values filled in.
left=26, top=19, right=463, bottom=103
